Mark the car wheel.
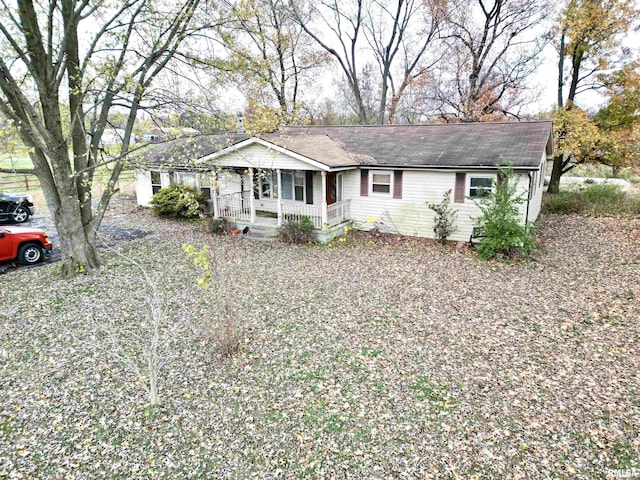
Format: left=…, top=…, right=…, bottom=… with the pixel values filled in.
left=18, top=243, right=43, bottom=265
left=11, top=205, right=30, bottom=223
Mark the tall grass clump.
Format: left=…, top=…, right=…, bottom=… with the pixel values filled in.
left=544, top=184, right=640, bottom=217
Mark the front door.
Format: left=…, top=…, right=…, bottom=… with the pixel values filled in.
left=326, top=173, right=337, bottom=205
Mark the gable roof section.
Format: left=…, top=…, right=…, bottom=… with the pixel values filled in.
left=258, top=133, right=369, bottom=168
left=136, top=133, right=250, bottom=169
left=280, top=121, right=552, bottom=169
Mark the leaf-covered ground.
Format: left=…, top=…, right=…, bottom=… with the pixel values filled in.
left=1, top=199, right=639, bottom=479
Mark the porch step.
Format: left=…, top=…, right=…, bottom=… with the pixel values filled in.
left=235, top=222, right=280, bottom=240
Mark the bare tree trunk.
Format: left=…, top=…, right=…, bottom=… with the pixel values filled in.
left=548, top=154, right=564, bottom=194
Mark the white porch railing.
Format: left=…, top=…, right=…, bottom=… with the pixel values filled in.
left=282, top=202, right=323, bottom=228
left=216, top=191, right=251, bottom=222
left=216, top=195, right=351, bottom=229
left=327, top=199, right=351, bottom=226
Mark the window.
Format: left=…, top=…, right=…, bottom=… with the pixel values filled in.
left=280, top=170, right=305, bottom=202
left=336, top=172, right=343, bottom=202
left=371, top=171, right=392, bottom=195
left=259, top=170, right=277, bottom=198
left=176, top=172, right=197, bottom=188
left=469, top=176, right=494, bottom=198
left=150, top=171, right=162, bottom=195
left=294, top=171, right=305, bottom=201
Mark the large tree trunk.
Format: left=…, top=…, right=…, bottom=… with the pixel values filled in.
left=41, top=175, right=101, bottom=277
left=548, top=154, right=564, bottom=194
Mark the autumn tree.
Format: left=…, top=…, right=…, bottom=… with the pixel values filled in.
left=430, top=0, right=551, bottom=122
left=593, top=63, right=640, bottom=174
left=211, top=0, right=326, bottom=124
left=0, top=0, right=202, bottom=276
left=548, top=0, right=638, bottom=193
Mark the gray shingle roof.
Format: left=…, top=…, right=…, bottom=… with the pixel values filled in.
left=136, top=134, right=250, bottom=169
left=280, top=121, right=552, bottom=169
left=136, top=122, right=552, bottom=171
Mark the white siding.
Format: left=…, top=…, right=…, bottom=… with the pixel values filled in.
left=345, top=168, right=535, bottom=242
left=210, top=144, right=323, bottom=171
left=313, top=172, right=322, bottom=205
left=135, top=170, right=153, bottom=207
left=217, top=170, right=244, bottom=196
left=526, top=151, right=546, bottom=222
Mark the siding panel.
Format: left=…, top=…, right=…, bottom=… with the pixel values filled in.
left=344, top=169, right=534, bottom=242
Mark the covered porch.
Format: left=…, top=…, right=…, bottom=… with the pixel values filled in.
left=212, top=167, right=351, bottom=230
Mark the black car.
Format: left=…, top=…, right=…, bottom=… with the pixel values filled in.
left=0, top=192, right=35, bottom=223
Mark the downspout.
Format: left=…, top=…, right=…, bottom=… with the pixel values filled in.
left=525, top=172, right=533, bottom=225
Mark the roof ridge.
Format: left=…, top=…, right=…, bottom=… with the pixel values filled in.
left=283, top=120, right=551, bottom=128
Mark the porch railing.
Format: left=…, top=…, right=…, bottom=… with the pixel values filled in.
left=217, top=195, right=352, bottom=229
left=216, top=191, right=251, bottom=222
left=282, top=202, right=323, bottom=228
left=327, top=199, right=351, bottom=226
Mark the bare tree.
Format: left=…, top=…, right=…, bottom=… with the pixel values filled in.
left=363, top=0, right=444, bottom=124
left=429, top=0, right=550, bottom=122
left=0, top=0, right=202, bottom=276
left=210, top=0, right=327, bottom=123
left=292, top=0, right=375, bottom=123
left=293, top=0, right=445, bottom=125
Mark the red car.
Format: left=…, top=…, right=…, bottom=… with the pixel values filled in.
left=0, top=225, right=53, bottom=265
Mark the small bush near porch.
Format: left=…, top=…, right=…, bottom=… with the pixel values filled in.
left=277, top=216, right=315, bottom=243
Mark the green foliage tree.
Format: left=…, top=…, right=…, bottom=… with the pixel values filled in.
left=473, top=165, right=536, bottom=260
left=212, top=0, right=325, bottom=125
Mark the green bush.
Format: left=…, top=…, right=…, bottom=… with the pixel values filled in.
left=150, top=184, right=207, bottom=219
left=428, top=190, right=458, bottom=244
left=474, top=165, right=537, bottom=260
left=543, top=184, right=640, bottom=217
left=278, top=217, right=315, bottom=244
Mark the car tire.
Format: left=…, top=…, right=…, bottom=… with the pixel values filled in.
left=11, top=205, right=30, bottom=223
left=18, top=243, right=43, bottom=265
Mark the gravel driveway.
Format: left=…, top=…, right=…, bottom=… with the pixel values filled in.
left=0, top=194, right=149, bottom=272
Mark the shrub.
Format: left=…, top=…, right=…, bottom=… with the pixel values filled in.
left=428, top=190, right=458, bottom=244
left=278, top=216, right=315, bottom=244
left=474, top=165, right=537, bottom=260
left=209, top=217, right=232, bottom=235
left=543, top=183, right=640, bottom=217
left=150, top=184, right=206, bottom=219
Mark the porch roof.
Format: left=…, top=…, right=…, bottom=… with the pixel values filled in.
left=258, top=133, right=368, bottom=168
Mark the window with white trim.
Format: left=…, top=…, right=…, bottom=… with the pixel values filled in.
left=280, top=170, right=305, bottom=202
left=469, top=175, right=494, bottom=198
left=259, top=169, right=277, bottom=198
left=150, top=171, right=162, bottom=195
left=370, top=170, right=393, bottom=195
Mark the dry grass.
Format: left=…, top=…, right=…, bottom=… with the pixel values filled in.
left=1, top=201, right=639, bottom=479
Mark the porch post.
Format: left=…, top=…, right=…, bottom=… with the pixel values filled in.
left=321, top=170, right=328, bottom=229
left=212, top=171, right=219, bottom=218
left=277, top=168, right=282, bottom=226
left=249, top=168, right=256, bottom=223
